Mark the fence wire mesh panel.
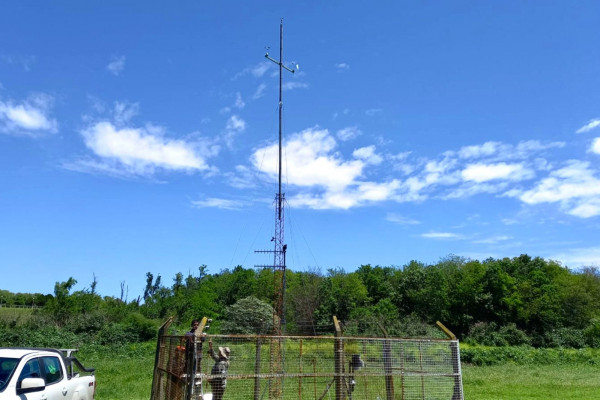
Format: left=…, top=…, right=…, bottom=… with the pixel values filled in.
left=152, top=334, right=463, bottom=400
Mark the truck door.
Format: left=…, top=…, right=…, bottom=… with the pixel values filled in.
left=17, top=358, right=44, bottom=400
left=40, top=356, right=70, bottom=400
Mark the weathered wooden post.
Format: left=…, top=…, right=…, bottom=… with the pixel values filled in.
left=254, top=338, right=262, bottom=400
left=378, top=323, right=394, bottom=400
left=333, top=316, right=346, bottom=400
left=436, top=321, right=463, bottom=400
left=151, top=317, right=173, bottom=400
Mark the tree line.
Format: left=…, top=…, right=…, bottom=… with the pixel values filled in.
left=1, top=254, right=600, bottom=349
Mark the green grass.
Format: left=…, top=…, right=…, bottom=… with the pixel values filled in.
left=463, top=364, right=600, bottom=399
left=0, top=307, right=35, bottom=325
left=76, top=342, right=600, bottom=400
left=78, top=344, right=154, bottom=400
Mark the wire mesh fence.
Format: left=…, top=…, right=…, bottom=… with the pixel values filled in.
left=151, top=331, right=463, bottom=400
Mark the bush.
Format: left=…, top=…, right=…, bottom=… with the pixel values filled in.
left=466, top=322, right=531, bottom=346
left=584, top=319, right=600, bottom=348
left=220, top=296, right=274, bottom=334
left=543, top=328, right=586, bottom=348
left=96, top=323, right=137, bottom=345
left=124, top=312, right=157, bottom=342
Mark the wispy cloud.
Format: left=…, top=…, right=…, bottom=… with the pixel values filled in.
left=461, top=162, right=533, bottom=183
left=282, top=81, right=308, bottom=91
left=107, top=56, right=126, bottom=76
left=235, top=92, right=245, bottom=109
left=232, top=61, right=273, bottom=80
left=365, top=108, right=382, bottom=117
left=472, top=235, right=512, bottom=244
left=421, top=232, right=464, bottom=239
left=336, top=126, right=361, bottom=141
left=386, top=213, right=420, bottom=225
left=1, top=54, right=36, bottom=71
left=549, top=245, right=600, bottom=268
left=335, top=63, right=350, bottom=70
left=192, top=197, right=248, bottom=210
left=576, top=119, right=600, bottom=134
left=222, top=115, right=246, bottom=149
left=353, top=145, right=383, bottom=165
left=512, top=160, right=600, bottom=218
left=253, top=83, right=267, bottom=99
left=0, top=93, right=57, bottom=136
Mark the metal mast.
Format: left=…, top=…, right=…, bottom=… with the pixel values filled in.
left=254, top=19, right=296, bottom=400
left=256, top=18, right=295, bottom=335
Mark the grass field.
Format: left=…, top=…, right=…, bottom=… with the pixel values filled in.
left=77, top=343, right=600, bottom=400
left=463, top=364, right=600, bottom=399
left=0, top=307, right=35, bottom=325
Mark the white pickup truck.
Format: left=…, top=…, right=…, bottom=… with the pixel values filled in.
left=0, top=348, right=95, bottom=400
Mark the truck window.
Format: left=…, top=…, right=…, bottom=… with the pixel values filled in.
left=41, top=356, right=63, bottom=385
left=19, top=358, right=42, bottom=381
left=0, top=357, right=18, bottom=392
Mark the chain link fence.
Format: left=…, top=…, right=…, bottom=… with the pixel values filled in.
left=151, top=321, right=463, bottom=400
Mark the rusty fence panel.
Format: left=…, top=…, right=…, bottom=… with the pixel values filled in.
left=152, top=334, right=463, bottom=400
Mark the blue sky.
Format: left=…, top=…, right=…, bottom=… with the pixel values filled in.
left=2, top=1, right=600, bottom=299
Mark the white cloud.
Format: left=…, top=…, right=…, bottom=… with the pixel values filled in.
left=222, top=115, right=246, bottom=148
left=252, top=128, right=364, bottom=190
left=253, top=83, right=267, bottom=99
left=461, top=162, right=532, bottom=183
left=107, top=56, right=126, bottom=76
left=550, top=246, right=600, bottom=268
left=192, top=197, right=247, bottom=210
left=235, top=92, right=245, bottom=109
left=79, top=121, right=209, bottom=174
left=282, top=81, right=308, bottom=91
left=458, top=141, right=501, bottom=158
left=337, top=126, right=361, bottom=141
left=472, top=235, right=512, bottom=244
left=353, top=145, right=383, bottom=165
left=386, top=213, right=420, bottom=225
left=1, top=54, right=36, bottom=71
left=232, top=62, right=273, bottom=80
left=0, top=94, right=57, bottom=135
left=251, top=62, right=271, bottom=78
left=590, top=137, right=600, bottom=154
left=226, top=115, right=246, bottom=132
left=576, top=119, right=600, bottom=134
left=114, top=101, right=139, bottom=125
left=515, top=160, right=600, bottom=218
left=335, top=63, right=350, bottom=70
left=421, top=232, right=463, bottom=239
left=365, top=108, right=382, bottom=116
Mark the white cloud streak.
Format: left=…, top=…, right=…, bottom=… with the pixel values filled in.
left=192, top=197, right=248, bottom=210
left=514, top=160, right=600, bottom=218
left=107, top=56, right=126, bottom=76
left=421, top=232, right=463, bottom=239
left=0, top=94, right=57, bottom=135
left=78, top=121, right=210, bottom=175
left=576, top=119, right=600, bottom=134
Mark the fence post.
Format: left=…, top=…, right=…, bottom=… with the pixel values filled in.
left=436, top=321, right=463, bottom=400
left=150, top=317, right=173, bottom=400
left=377, top=323, right=395, bottom=400
left=333, top=316, right=346, bottom=400
left=254, top=338, right=261, bottom=400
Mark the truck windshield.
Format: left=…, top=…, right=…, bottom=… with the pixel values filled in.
left=0, top=357, right=18, bottom=392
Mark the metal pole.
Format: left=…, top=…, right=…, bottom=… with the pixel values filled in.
left=278, top=18, right=283, bottom=221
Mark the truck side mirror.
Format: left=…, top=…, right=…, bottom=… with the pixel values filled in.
left=17, top=377, right=46, bottom=395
